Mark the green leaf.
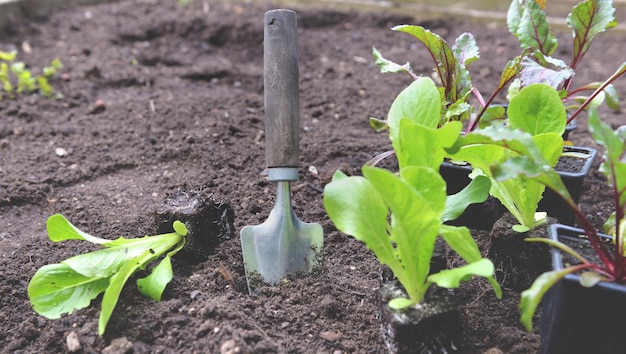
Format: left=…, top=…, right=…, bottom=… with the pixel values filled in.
left=43, top=58, right=63, bottom=77
left=443, top=175, right=490, bottom=223
left=452, top=32, right=479, bottom=68
left=400, top=166, right=447, bottom=216
left=520, top=267, right=574, bottom=331
left=397, top=119, right=462, bottom=171
left=506, top=0, right=523, bottom=35
left=0, top=50, right=17, bottom=62
left=173, top=220, right=188, bottom=236
left=579, top=271, right=602, bottom=287
left=513, top=224, right=531, bottom=233
left=324, top=173, right=397, bottom=270
left=99, top=234, right=184, bottom=336
left=10, top=61, right=25, bottom=74
left=568, top=0, right=617, bottom=70
left=451, top=32, right=478, bottom=101
left=0, top=62, right=13, bottom=93
left=325, top=169, right=433, bottom=303
left=491, top=155, right=574, bottom=206
left=589, top=111, right=626, bottom=217
left=518, top=55, right=574, bottom=88
left=511, top=0, right=558, bottom=56
left=364, top=166, right=440, bottom=302
left=477, top=105, right=507, bottom=129
left=508, top=83, right=567, bottom=136
left=439, top=224, right=502, bottom=298
left=137, top=256, right=173, bottom=301
left=603, top=84, right=620, bottom=110
left=37, top=76, right=53, bottom=97
left=99, top=253, right=146, bottom=335
left=62, top=246, right=150, bottom=278
left=372, top=46, right=412, bottom=75
left=573, top=90, right=606, bottom=110
left=28, top=263, right=109, bottom=320
left=388, top=297, right=413, bottom=310
left=497, top=59, right=519, bottom=96
left=443, top=100, right=471, bottom=123
left=429, top=258, right=495, bottom=288
left=439, top=225, right=480, bottom=263
left=387, top=77, right=441, bottom=150
left=331, top=169, right=348, bottom=181
left=604, top=212, right=616, bottom=235
left=447, top=126, right=562, bottom=229
left=369, top=117, right=388, bottom=132
left=47, top=214, right=110, bottom=244
left=51, top=58, right=63, bottom=69
left=393, top=25, right=459, bottom=102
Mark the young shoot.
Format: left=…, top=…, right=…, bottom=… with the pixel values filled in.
left=0, top=50, right=63, bottom=99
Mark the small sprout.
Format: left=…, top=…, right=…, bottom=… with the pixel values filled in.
left=0, top=49, right=63, bottom=99
left=0, top=50, right=17, bottom=62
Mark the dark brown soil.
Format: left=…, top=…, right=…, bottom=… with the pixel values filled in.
left=0, top=0, right=623, bottom=353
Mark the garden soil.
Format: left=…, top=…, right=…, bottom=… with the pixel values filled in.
left=0, top=0, right=624, bottom=353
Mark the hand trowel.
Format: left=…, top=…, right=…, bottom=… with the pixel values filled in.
left=240, top=9, right=323, bottom=292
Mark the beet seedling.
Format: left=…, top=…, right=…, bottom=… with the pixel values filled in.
left=489, top=110, right=626, bottom=330
left=28, top=214, right=187, bottom=335
left=508, top=0, right=625, bottom=124
left=371, top=0, right=626, bottom=134
left=371, top=25, right=517, bottom=133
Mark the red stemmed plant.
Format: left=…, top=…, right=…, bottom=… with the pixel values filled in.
left=371, top=0, right=623, bottom=134
left=489, top=109, right=626, bottom=330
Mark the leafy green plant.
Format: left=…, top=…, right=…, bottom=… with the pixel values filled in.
left=507, top=0, right=625, bottom=124
left=371, top=0, right=626, bottom=133
left=486, top=109, right=626, bottom=330
left=0, top=50, right=63, bottom=98
left=324, top=77, right=501, bottom=310
left=446, top=83, right=566, bottom=231
left=371, top=24, right=517, bottom=133
left=28, top=214, right=187, bottom=335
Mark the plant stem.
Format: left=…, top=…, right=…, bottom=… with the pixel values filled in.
left=567, top=64, right=626, bottom=124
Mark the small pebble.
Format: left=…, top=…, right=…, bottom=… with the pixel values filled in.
left=220, top=339, right=241, bottom=354
left=102, top=337, right=132, bottom=354
left=66, top=331, right=81, bottom=352
left=55, top=147, right=68, bottom=157
left=90, top=99, right=106, bottom=114
left=320, top=331, right=342, bottom=342
left=483, top=348, right=504, bottom=354
left=22, top=41, right=32, bottom=54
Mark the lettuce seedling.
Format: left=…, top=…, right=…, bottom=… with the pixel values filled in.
left=324, top=77, right=501, bottom=310
left=0, top=50, right=63, bottom=98
left=446, top=83, right=565, bottom=232
left=508, top=0, right=626, bottom=123
left=489, top=110, right=626, bottom=330
left=28, top=214, right=187, bottom=335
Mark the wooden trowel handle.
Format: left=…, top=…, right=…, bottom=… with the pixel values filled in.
left=264, top=9, right=299, bottom=180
